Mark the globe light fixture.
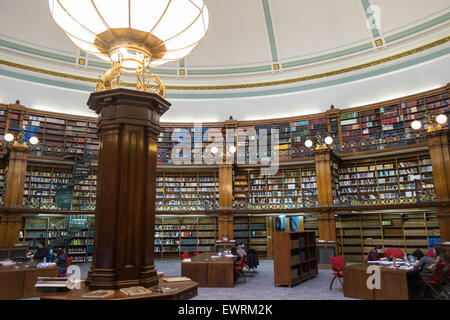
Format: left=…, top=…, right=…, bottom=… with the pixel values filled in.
left=436, top=114, right=448, bottom=125
left=229, top=145, right=237, bottom=154
left=29, top=136, right=39, bottom=145
left=4, top=133, right=14, bottom=142
left=49, top=0, right=209, bottom=97
left=324, top=136, right=333, bottom=145
left=411, top=120, right=422, bottom=130
left=211, top=146, right=218, bottom=154
left=305, top=139, right=313, bottom=148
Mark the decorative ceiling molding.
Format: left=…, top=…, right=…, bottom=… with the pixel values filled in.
left=0, top=36, right=448, bottom=93
left=0, top=11, right=447, bottom=77
left=0, top=38, right=448, bottom=101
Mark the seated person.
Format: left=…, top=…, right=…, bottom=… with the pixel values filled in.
left=367, top=245, right=383, bottom=261
left=52, top=248, right=68, bottom=276
left=237, top=243, right=246, bottom=258
left=243, top=242, right=250, bottom=255
left=412, top=249, right=435, bottom=281
left=28, top=240, right=50, bottom=261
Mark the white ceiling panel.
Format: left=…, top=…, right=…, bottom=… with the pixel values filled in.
left=185, top=0, right=272, bottom=68
left=0, top=0, right=76, bottom=54
left=271, top=0, right=372, bottom=60
left=371, top=0, right=450, bottom=34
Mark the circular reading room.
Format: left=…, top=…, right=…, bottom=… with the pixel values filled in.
left=0, top=0, right=449, bottom=303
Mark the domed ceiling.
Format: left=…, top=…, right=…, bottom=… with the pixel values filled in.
left=0, top=0, right=449, bottom=121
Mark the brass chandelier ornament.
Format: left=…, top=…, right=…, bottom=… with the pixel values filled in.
left=49, top=0, right=209, bottom=97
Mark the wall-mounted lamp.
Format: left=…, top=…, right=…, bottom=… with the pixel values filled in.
left=411, top=113, right=447, bottom=133
left=2, top=130, right=39, bottom=148
left=305, top=135, right=334, bottom=151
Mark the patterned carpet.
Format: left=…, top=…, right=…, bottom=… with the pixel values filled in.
left=77, top=259, right=356, bottom=300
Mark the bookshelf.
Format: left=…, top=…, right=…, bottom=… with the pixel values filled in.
left=156, top=171, right=219, bottom=211
left=233, top=168, right=318, bottom=209
left=273, top=231, right=318, bottom=287
left=155, top=216, right=217, bottom=258
left=23, top=164, right=97, bottom=210
left=72, top=170, right=97, bottom=210
left=337, top=154, right=435, bottom=207
left=21, top=215, right=94, bottom=263
left=233, top=216, right=268, bottom=257
left=336, top=211, right=440, bottom=262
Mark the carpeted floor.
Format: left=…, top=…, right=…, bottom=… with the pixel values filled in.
left=76, top=259, right=356, bottom=300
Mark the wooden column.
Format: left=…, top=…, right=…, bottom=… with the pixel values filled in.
left=217, top=211, right=234, bottom=241
left=314, top=148, right=337, bottom=241
left=86, top=88, right=170, bottom=290
left=0, top=145, right=30, bottom=246
left=218, top=117, right=239, bottom=240
left=219, top=164, right=233, bottom=209
left=426, top=129, right=450, bottom=241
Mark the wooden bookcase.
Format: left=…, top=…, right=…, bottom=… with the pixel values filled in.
left=21, top=215, right=94, bottom=263
left=338, top=153, right=435, bottom=207
left=233, top=167, right=318, bottom=209
left=154, top=216, right=217, bottom=259
left=23, top=164, right=97, bottom=210
left=273, top=231, right=318, bottom=287
left=336, top=211, right=441, bottom=262
left=155, top=170, right=219, bottom=211
left=232, top=216, right=268, bottom=257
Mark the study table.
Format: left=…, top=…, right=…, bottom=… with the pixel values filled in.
left=343, top=263, right=419, bottom=300
left=181, top=252, right=237, bottom=287
left=0, top=261, right=58, bottom=299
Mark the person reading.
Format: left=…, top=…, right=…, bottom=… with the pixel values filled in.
left=52, top=248, right=68, bottom=276
left=412, top=249, right=435, bottom=281
left=28, top=240, right=50, bottom=261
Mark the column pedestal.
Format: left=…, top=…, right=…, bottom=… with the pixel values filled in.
left=86, top=89, right=170, bottom=290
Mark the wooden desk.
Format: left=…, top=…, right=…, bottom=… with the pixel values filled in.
left=181, top=252, right=236, bottom=287
left=0, top=246, right=29, bottom=260
left=40, top=277, right=198, bottom=300
left=343, top=264, right=419, bottom=300
left=0, top=262, right=57, bottom=299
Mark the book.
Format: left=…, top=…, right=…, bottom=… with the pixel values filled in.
left=82, top=290, right=115, bottom=299
left=119, top=286, right=152, bottom=297
left=162, top=276, right=191, bottom=283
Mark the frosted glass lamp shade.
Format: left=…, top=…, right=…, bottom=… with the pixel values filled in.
left=4, top=133, right=14, bottom=142
left=305, top=139, right=313, bottom=148
left=411, top=120, right=422, bottom=130
left=325, top=136, right=333, bottom=145
left=436, top=114, right=448, bottom=125
left=29, top=136, right=39, bottom=145
left=49, top=0, right=209, bottom=68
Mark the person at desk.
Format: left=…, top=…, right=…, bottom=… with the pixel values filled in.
left=367, top=245, right=384, bottom=261
left=52, top=248, right=67, bottom=276
left=242, top=242, right=250, bottom=255
left=234, top=243, right=246, bottom=263
left=28, top=240, right=50, bottom=261
left=412, top=249, right=435, bottom=281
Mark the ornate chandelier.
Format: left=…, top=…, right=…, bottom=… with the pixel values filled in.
left=49, top=0, right=209, bottom=97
